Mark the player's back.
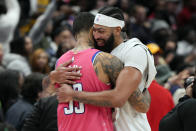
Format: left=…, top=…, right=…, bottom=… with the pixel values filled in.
left=56, top=48, right=113, bottom=131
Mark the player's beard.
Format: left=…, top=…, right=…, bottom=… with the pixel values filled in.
left=93, top=33, right=115, bottom=53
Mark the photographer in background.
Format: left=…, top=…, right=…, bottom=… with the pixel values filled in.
left=159, top=75, right=196, bottom=131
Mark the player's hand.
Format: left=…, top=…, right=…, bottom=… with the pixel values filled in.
left=56, top=84, right=74, bottom=103
left=50, top=59, right=82, bottom=85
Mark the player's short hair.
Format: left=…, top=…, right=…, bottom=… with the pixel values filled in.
left=98, top=6, right=124, bottom=21
left=73, top=12, right=95, bottom=36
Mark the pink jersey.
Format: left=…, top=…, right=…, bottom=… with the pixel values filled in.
left=56, top=48, right=113, bottom=131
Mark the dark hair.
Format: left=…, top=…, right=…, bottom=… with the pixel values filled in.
left=98, top=6, right=124, bottom=21
left=21, top=73, right=45, bottom=104
left=73, top=12, right=95, bottom=36
left=56, top=43, right=69, bottom=58
left=10, top=37, right=27, bottom=56
left=0, top=70, right=21, bottom=113
left=51, top=24, right=73, bottom=41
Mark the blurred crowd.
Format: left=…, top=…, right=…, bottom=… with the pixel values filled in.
left=0, top=0, right=195, bottom=131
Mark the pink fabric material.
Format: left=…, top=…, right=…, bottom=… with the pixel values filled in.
left=56, top=48, right=113, bottom=131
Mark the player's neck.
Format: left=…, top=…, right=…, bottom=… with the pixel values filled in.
left=72, top=33, right=93, bottom=52
left=114, top=36, right=124, bottom=49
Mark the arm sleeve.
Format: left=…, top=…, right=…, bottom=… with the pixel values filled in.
left=123, top=46, right=147, bottom=75
left=28, top=0, right=56, bottom=45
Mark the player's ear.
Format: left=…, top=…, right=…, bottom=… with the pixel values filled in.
left=114, top=27, right=121, bottom=36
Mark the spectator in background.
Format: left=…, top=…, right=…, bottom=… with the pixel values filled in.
left=146, top=43, right=167, bottom=66
left=159, top=76, right=196, bottom=131
left=50, top=25, right=75, bottom=57
left=151, top=20, right=171, bottom=50
left=176, top=26, right=196, bottom=56
left=5, top=73, right=45, bottom=131
left=90, top=0, right=107, bottom=15
left=177, top=0, right=196, bottom=27
left=167, top=66, right=194, bottom=105
left=0, top=70, right=23, bottom=115
left=56, top=36, right=76, bottom=59
left=22, top=95, right=58, bottom=131
left=146, top=43, right=189, bottom=102
left=0, top=0, right=20, bottom=53
left=119, top=0, right=132, bottom=14
left=37, top=0, right=50, bottom=14
left=30, top=49, right=50, bottom=74
left=129, top=4, right=152, bottom=44
left=148, top=0, right=166, bottom=20
left=49, top=25, right=75, bottom=68
left=147, top=80, right=174, bottom=131
left=17, top=0, right=50, bottom=36
left=3, top=37, right=32, bottom=76
left=22, top=76, right=58, bottom=131
left=162, top=38, right=177, bottom=66
left=146, top=43, right=174, bottom=86
left=146, top=43, right=175, bottom=131
left=164, top=0, right=180, bottom=30
left=28, top=0, right=57, bottom=46
left=155, top=64, right=174, bottom=86
left=18, top=0, right=37, bottom=26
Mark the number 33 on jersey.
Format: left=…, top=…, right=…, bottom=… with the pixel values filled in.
left=64, top=83, right=85, bottom=115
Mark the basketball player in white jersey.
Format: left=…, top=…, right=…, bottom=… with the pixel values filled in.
left=51, top=6, right=157, bottom=131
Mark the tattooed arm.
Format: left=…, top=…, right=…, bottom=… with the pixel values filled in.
left=128, top=88, right=151, bottom=113
left=67, top=52, right=125, bottom=107
left=57, top=52, right=150, bottom=112
left=73, top=52, right=150, bottom=111
left=58, top=52, right=142, bottom=108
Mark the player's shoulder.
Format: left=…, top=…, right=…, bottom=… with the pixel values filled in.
left=93, top=52, right=123, bottom=68
left=119, top=38, right=147, bottom=53
left=95, top=52, right=122, bottom=63
left=97, top=52, right=114, bottom=59
left=124, top=38, right=143, bottom=46
left=93, top=51, right=124, bottom=85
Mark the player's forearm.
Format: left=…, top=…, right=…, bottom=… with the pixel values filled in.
left=128, top=88, right=151, bottom=113
left=72, top=90, right=125, bottom=107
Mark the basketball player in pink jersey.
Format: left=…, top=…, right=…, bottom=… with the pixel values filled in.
left=55, top=12, right=123, bottom=131
left=50, top=7, right=156, bottom=131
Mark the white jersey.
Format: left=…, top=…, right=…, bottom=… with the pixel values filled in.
left=111, top=38, right=156, bottom=131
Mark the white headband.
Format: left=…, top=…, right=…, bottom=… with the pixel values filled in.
left=94, top=13, right=125, bottom=29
